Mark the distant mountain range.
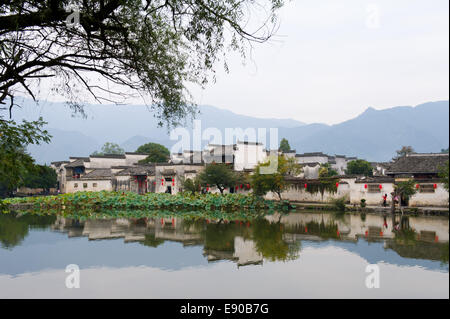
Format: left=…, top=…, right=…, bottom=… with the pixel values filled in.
left=7, top=97, right=449, bottom=164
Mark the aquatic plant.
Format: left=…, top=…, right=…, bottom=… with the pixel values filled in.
left=4, top=191, right=295, bottom=215
left=330, top=197, right=347, bottom=212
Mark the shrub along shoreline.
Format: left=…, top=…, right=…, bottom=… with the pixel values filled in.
left=3, top=191, right=295, bottom=214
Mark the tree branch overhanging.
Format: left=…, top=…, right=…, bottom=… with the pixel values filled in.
left=0, top=0, right=284, bottom=126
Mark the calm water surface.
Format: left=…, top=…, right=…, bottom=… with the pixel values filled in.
left=0, top=211, right=448, bottom=298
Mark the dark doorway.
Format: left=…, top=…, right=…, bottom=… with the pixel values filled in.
left=400, top=194, right=409, bottom=207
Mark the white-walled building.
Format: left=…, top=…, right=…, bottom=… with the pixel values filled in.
left=233, top=141, right=267, bottom=171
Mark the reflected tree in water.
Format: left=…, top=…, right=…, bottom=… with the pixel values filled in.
left=204, top=223, right=246, bottom=252
left=141, top=234, right=165, bottom=248
left=0, top=213, right=55, bottom=249
left=252, top=219, right=300, bottom=262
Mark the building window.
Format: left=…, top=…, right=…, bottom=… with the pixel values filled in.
left=93, top=183, right=98, bottom=188
left=419, top=184, right=435, bottom=193
left=74, top=183, right=78, bottom=188
left=165, top=177, right=173, bottom=182
left=83, top=183, right=88, bottom=188
left=367, top=184, right=380, bottom=193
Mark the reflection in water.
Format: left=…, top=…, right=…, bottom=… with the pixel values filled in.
left=0, top=211, right=448, bottom=298
left=0, top=213, right=56, bottom=249
left=0, top=211, right=448, bottom=268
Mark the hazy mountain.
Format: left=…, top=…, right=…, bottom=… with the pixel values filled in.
left=27, top=128, right=99, bottom=165
left=282, top=101, right=449, bottom=161
left=6, top=97, right=449, bottom=163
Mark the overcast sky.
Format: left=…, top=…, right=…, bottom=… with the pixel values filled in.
left=25, top=0, right=449, bottom=125
left=187, top=0, right=449, bottom=124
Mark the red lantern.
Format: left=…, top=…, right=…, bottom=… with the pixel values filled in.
left=240, top=184, right=243, bottom=189
left=379, top=184, right=382, bottom=189
left=206, top=187, right=209, bottom=191
left=247, top=184, right=250, bottom=189
left=304, top=183, right=307, bottom=189
left=434, top=184, right=437, bottom=189
left=172, top=181, right=175, bottom=186
left=336, top=182, right=339, bottom=188
left=161, top=178, right=164, bottom=182
left=416, top=184, right=420, bottom=189
left=364, top=184, right=368, bottom=189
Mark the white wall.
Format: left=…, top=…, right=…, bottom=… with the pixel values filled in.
left=125, top=154, right=148, bottom=166
left=87, top=157, right=127, bottom=169
left=409, top=184, right=449, bottom=207
left=295, top=155, right=328, bottom=165
left=333, top=157, right=348, bottom=175
left=348, top=180, right=394, bottom=206
left=65, top=179, right=112, bottom=193
left=264, top=183, right=350, bottom=203
left=302, top=165, right=320, bottom=179
left=234, top=143, right=267, bottom=171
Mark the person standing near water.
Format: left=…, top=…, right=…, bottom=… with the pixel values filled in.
left=382, top=194, right=388, bottom=207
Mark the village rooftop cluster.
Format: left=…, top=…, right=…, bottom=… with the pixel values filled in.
left=49, top=141, right=449, bottom=208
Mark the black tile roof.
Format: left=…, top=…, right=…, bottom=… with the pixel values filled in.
left=65, top=159, right=88, bottom=168
left=115, top=166, right=155, bottom=176
left=295, top=152, right=329, bottom=157
left=124, top=152, right=149, bottom=156
left=386, top=154, right=449, bottom=175
left=90, top=154, right=126, bottom=159
left=82, top=169, right=112, bottom=179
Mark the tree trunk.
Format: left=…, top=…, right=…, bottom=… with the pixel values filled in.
left=390, top=192, right=396, bottom=215
left=277, top=191, right=282, bottom=201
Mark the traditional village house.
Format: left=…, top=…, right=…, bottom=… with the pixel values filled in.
left=385, top=153, right=449, bottom=207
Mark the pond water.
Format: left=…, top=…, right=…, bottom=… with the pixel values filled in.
left=0, top=211, right=448, bottom=298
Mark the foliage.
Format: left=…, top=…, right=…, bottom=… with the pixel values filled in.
left=92, top=142, right=124, bottom=156
left=0, top=117, right=51, bottom=197
left=137, top=143, right=170, bottom=163
left=346, top=159, right=373, bottom=176
left=330, top=197, right=346, bottom=212
left=438, top=160, right=449, bottom=192
left=180, top=176, right=202, bottom=195
left=0, top=0, right=284, bottom=126
left=279, top=138, right=291, bottom=153
left=395, top=146, right=415, bottom=159
left=0, top=212, right=56, bottom=249
left=303, top=178, right=338, bottom=196
left=441, top=148, right=449, bottom=154
left=252, top=219, right=300, bottom=262
left=204, top=223, right=241, bottom=252
left=197, top=163, right=241, bottom=194
left=251, top=155, right=302, bottom=200
left=318, top=163, right=338, bottom=178
left=360, top=199, right=366, bottom=208
left=394, top=180, right=418, bottom=200
left=4, top=191, right=294, bottom=212
left=141, top=234, right=165, bottom=248
left=23, top=165, right=57, bottom=191
left=360, top=212, right=366, bottom=222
